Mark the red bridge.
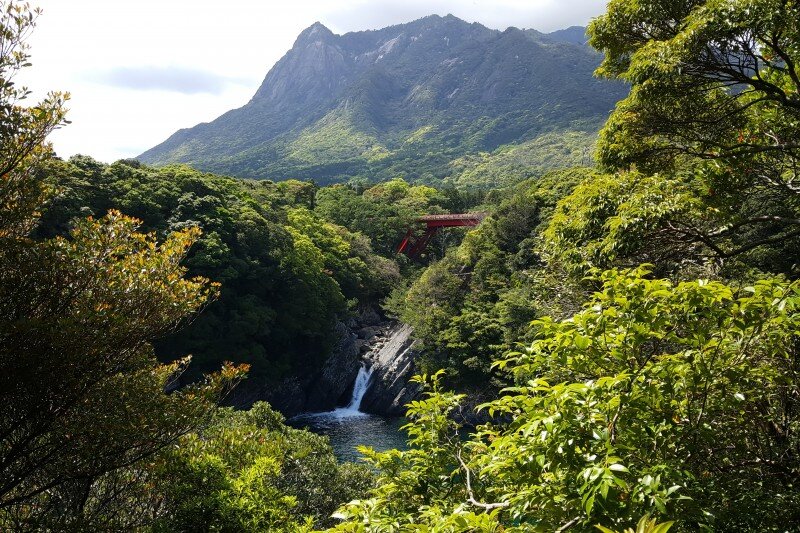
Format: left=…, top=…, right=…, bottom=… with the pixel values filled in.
left=397, top=213, right=487, bottom=259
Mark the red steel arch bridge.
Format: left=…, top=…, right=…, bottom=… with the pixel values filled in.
left=396, top=213, right=487, bottom=259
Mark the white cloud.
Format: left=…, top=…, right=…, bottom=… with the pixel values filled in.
left=88, top=66, right=251, bottom=94
left=18, top=0, right=607, bottom=162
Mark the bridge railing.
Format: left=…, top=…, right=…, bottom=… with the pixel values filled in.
left=416, top=213, right=487, bottom=222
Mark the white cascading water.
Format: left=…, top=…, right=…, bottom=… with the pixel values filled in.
left=290, top=362, right=373, bottom=422
left=342, top=363, right=373, bottom=413
left=286, top=331, right=411, bottom=461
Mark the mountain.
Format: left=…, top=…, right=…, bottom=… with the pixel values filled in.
left=138, top=15, right=626, bottom=186
left=546, top=26, right=590, bottom=46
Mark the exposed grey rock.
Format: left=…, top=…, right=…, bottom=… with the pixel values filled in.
left=225, top=307, right=417, bottom=418
left=261, top=377, right=310, bottom=416
left=358, top=326, right=379, bottom=340
left=225, top=374, right=311, bottom=417
left=304, top=320, right=361, bottom=411
left=360, top=323, right=421, bottom=416
left=224, top=319, right=360, bottom=417
left=139, top=16, right=628, bottom=185
left=357, top=306, right=383, bottom=327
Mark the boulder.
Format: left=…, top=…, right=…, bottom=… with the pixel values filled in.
left=357, top=306, right=383, bottom=327
left=357, top=326, right=379, bottom=340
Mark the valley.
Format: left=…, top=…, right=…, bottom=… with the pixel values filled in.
left=4, top=1, right=800, bottom=531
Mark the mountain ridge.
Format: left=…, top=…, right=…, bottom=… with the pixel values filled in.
left=139, top=15, right=627, bottom=186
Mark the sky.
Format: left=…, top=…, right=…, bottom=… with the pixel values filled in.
left=19, top=0, right=607, bottom=162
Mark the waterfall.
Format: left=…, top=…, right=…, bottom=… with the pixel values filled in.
left=289, top=362, right=373, bottom=422
left=344, top=363, right=373, bottom=412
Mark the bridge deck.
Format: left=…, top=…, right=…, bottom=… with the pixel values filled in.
left=397, top=213, right=488, bottom=258
left=417, top=213, right=486, bottom=222
left=416, top=213, right=487, bottom=227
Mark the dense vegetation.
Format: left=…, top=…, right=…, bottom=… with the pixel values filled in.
left=389, top=168, right=589, bottom=385
left=36, top=158, right=400, bottom=379
left=4, top=0, right=800, bottom=531
left=0, top=3, right=375, bottom=530
left=0, top=4, right=245, bottom=527
left=314, top=178, right=451, bottom=256
left=336, top=270, right=800, bottom=531
left=152, top=402, right=372, bottom=531
left=443, top=132, right=596, bottom=190
left=332, top=0, right=800, bottom=530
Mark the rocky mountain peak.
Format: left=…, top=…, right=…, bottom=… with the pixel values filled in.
left=139, top=15, right=627, bottom=184
left=296, top=21, right=336, bottom=45
left=546, top=25, right=590, bottom=46
left=252, top=21, right=349, bottom=106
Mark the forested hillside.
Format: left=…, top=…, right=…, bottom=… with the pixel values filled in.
left=389, top=168, right=590, bottom=386
left=4, top=0, right=800, bottom=531
left=34, top=159, right=473, bottom=381
left=138, top=15, right=626, bottom=185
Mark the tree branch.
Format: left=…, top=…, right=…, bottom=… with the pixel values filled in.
left=556, top=516, right=582, bottom=532
left=455, top=449, right=509, bottom=511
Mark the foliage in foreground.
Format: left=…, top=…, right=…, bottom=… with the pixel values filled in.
left=338, top=2, right=800, bottom=529
left=332, top=267, right=800, bottom=531
left=0, top=3, right=244, bottom=528
left=7, top=0, right=800, bottom=530
left=578, top=0, right=800, bottom=273
left=152, top=402, right=374, bottom=532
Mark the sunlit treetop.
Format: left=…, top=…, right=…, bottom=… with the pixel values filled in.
left=589, top=0, right=799, bottom=171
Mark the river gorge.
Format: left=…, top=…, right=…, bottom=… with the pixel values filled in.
left=225, top=309, right=420, bottom=461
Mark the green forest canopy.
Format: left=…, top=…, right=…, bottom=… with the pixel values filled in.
left=3, top=0, right=800, bottom=531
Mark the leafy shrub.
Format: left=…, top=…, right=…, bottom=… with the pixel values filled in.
left=332, top=268, right=800, bottom=531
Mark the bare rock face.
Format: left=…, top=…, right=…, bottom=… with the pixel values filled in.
left=225, top=373, right=310, bottom=417
left=253, top=21, right=354, bottom=109
left=224, top=319, right=360, bottom=417
left=224, top=310, right=422, bottom=417
left=357, top=306, right=383, bottom=327
left=360, top=323, right=421, bottom=416
left=304, top=320, right=361, bottom=411
left=139, top=16, right=628, bottom=185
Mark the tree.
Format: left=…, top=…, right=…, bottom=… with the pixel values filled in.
left=588, top=0, right=800, bottom=264
left=392, top=170, right=587, bottom=384
left=332, top=267, right=800, bottom=531
left=0, top=1, right=67, bottom=236
left=314, top=178, right=449, bottom=258
left=152, top=402, right=374, bottom=532
left=0, top=3, right=242, bottom=528
left=36, top=157, right=403, bottom=381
